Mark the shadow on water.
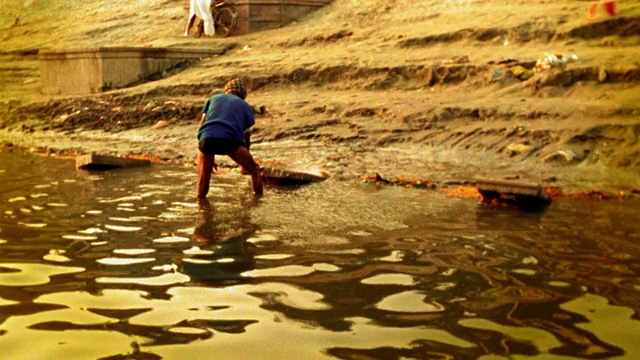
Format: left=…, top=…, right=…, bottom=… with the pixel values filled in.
left=0, top=152, right=639, bottom=359
left=181, top=198, right=257, bottom=285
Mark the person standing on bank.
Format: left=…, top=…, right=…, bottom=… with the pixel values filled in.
left=196, top=78, right=263, bottom=199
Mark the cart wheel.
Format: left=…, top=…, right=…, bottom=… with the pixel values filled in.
left=214, top=6, right=237, bottom=37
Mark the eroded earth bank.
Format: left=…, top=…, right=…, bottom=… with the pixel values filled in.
left=1, top=0, right=639, bottom=196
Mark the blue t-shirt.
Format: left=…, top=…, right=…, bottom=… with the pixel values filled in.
left=197, top=94, right=255, bottom=146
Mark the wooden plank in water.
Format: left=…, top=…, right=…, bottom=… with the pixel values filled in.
left=76, top=154, right=151, bottom=170
left=262, top=166, right=328, bottom=185
left=474, top=178, right=551, bottom=208
left=475, top=178, right=544, bottom=197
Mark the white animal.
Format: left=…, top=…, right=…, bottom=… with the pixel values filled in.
left=184, top=0, right=215, bottom=37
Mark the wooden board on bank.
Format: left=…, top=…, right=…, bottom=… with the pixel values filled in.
left=262, top=166, right=328, bottom=185
left=76, top=154, right=151, bottom=170
left=474, top=178, right=551, bottom=208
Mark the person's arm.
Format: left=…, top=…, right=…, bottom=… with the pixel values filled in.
left=244, top=104, right=255, bottom=150
left=244, top=130, right=251, bottom=150
left=198, top=113, right=206, bottom=126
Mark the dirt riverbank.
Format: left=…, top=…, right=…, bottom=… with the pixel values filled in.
left=1, top=0, right=639, bottom=196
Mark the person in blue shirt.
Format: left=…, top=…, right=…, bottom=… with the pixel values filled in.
left=196, top=78, right=263, bottom=198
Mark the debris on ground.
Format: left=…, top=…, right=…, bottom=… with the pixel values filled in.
left=506, top=142, right=535, bottom=157
left=359, top=173, right=438, bottom=189
left=534, top=53, right=579, bottom=73
left=442, top=55, right=470, bottom=65
left=443, top=186, right=482, bottom=199
left=509, top=65, right=535, bottom=81
left=8, top=97, right=202, bottom=133
left=152, top=120, right=170, bottom=129
left=543, top=150, right=579, bottom=164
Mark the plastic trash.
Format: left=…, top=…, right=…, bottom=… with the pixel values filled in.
left=509, top=65, right=534, bottom=80
left=534, top=53, right=578, bottom=73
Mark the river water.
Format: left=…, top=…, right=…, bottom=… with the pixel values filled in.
left=0, top=151, right=639, bottom=360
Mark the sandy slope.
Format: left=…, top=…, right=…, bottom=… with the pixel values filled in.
left=0, top=0, right=639, bottom=194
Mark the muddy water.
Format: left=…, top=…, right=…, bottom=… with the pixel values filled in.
left=0, top=152, right=639, bottom=360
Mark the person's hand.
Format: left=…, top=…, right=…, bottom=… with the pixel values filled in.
left=212, top=162, right=218, bottom=173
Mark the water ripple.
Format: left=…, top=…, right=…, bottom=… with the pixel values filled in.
left=376, top=290, right=446, bottom=313
left=0, top=263, right=84, bottom=286
left=242, top=263, right=341, bottom=278
left=1, top=153, right=639, bottom=359
left=96, top=273, right=190, bottom=286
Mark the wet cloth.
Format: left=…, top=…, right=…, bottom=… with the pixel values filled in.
left=197, top=93, right=255, bottom=147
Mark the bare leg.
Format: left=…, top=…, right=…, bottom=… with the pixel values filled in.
left=185, top=14, right=196, bottom=36
left=197, top=151, right=216, bottom=199
left=228, top=147, right=263, bottom=196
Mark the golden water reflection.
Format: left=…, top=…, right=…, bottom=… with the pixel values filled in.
left=0, top=263, right=84, bottom=287
left=0, top=152, right=639, bottom=359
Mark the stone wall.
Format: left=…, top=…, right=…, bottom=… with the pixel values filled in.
left=234, top=0, right=332, bottom=35
left=39, top=47, right=224, bottom=95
